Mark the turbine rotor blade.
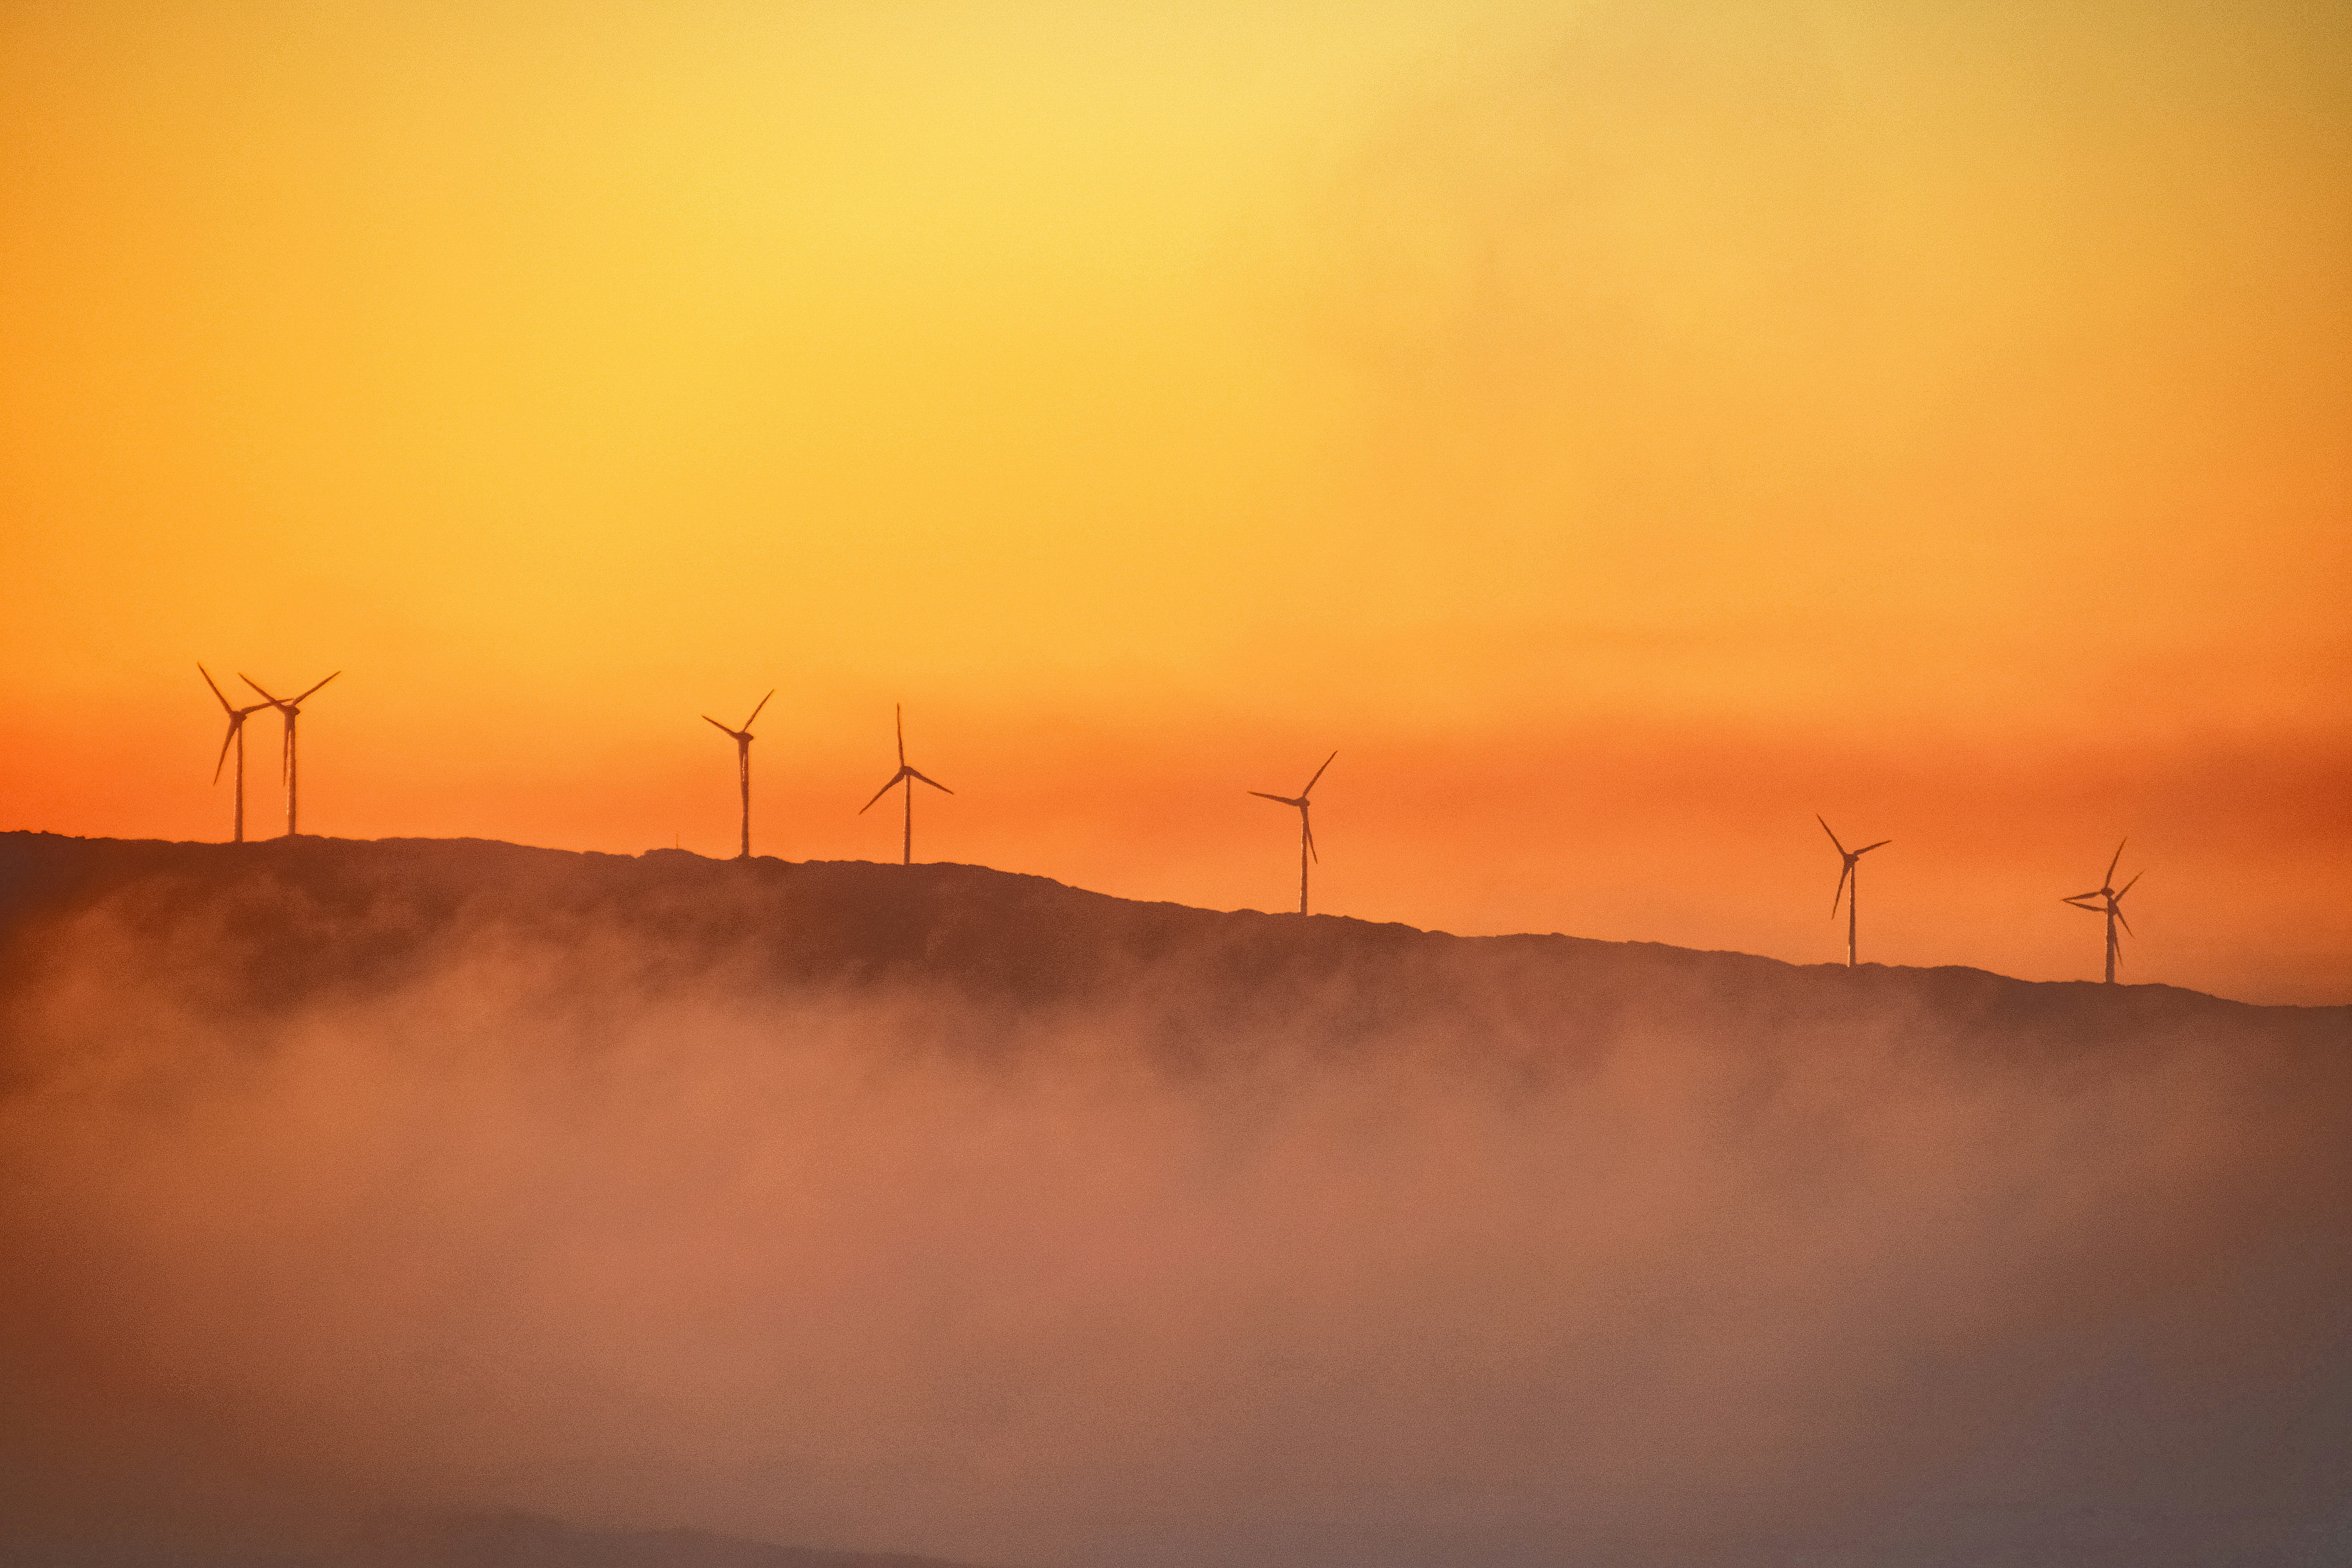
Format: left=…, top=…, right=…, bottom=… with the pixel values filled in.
left=1857, top=839, right=1892, bottom=854
left=199, top=664, right=232, bottom=712
left=2106, top=838, right=2127, bottom=885
left=2117, top=870, right=2143, bottom=897
left=1301, top=750, right=1336, bottom=797
left=1831, top=864, right=1851, bottom=917
left=292, top=671, right=340, bottom=704
left=1249, top=791, right=1302, bottom=806
left=745, top=689, right=774, bottom=728
left=908, top=768, right=953, bottom=794
left=1816, top=815, right=1846, bottom=855
left=212, top=720, right=237, bottom=783
left=1304, top=814, right=1318, bottom=862
left=859, top=771, right=910, bottom=814
left=895, top=703, right=905, bottom=767
left=704, top=716, right=737, bottom=737
left=2115, top=907, right=2134, bottom=936
left=240, top=674, right=283, bottom=704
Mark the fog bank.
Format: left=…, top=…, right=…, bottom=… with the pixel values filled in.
left=3, top=836, right=2347, bottom=1566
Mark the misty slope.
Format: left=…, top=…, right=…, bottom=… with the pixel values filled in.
left=0, top=830, right=2338, bottom=1068
left=4, top=830, right=2349, bottom=1568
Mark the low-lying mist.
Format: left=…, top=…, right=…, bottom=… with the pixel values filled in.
left=2, top=838, right=2346, bottom=1567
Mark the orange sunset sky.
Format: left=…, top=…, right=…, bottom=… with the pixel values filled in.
left=3, top=0, right=2346, bottom=1002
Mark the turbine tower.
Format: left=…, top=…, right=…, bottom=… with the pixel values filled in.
left=2063, top=840, right=2143, bottom=984
left=1818, top=815, right=1891, bottom=968
left=859, top=703, right=952, bottom=865
left=703, top=689, right=773, bottom=860
left=240, top=671, right=338, bottom=838
left=1250, top=750, right=1335, bottom=916
left=199, top=665, right=271, bottom=844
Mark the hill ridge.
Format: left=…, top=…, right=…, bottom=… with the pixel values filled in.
left=0, top=828, right=2333, bottom=1017
left=2, top=834, right=2342, bottom=1069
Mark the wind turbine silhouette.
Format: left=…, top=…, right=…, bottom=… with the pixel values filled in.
left=1818, top=815, right=1891, bottom=968
left=859, top=704, right=951, bottom=865
left=2063, top=840, right=2143, bottom=984
left=1251, top=751, right=1335, bottom=916
left=240, top=672, right=338, bottom=838
left=703, top=689, right=773, bottom=860
left=199, top=665, right=271, bottom=844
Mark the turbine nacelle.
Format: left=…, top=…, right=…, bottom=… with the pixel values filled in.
left=236, top=672, right=336, bottom=799
left=861, top=765, right=954, bottom=813
left=704, top=689, right=774, bottom=747
left=1247, top=791, right=1318, bottom=860
left=1817, top=815, right=1890, bottom=918
left=2061, top=842, right=2142, bottom=914
left=861, top=704, right=953, bottom=811
left=209, top=706, right=268, bottom=784
left=198, top=665, right=271, bottom=784
left=240, top=670, right=339, bottom=714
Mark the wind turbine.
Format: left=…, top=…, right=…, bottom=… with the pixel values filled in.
left=703, top=689, right=773, bottom=860
left=2063, top=840, right=2143, bottom=985
left=1818, top=815, right=1891, bottom=967
left=859, top=704, right=952, bottom=865
left=1251, top=751, right=1335, bottom=916
left=199, top=665, right=271, bottom=844
left=240, top=671, right=338, bottom=838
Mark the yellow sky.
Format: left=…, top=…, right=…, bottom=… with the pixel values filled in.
left=3, top=1, right=2347, bottom=998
